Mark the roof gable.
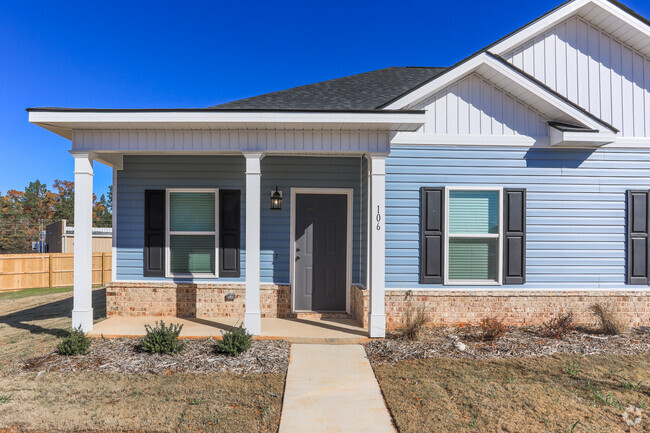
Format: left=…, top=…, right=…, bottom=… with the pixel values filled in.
left=384, top=52, right=617, bottom=133
left=490, top=0, right=650, bottom=59
left=211, top=67, right=446, bottom=110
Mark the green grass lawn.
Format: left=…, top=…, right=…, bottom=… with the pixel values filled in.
left=0, top=286, right=74, bottom=301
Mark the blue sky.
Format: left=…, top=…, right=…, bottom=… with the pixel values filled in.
left=1, top=0, right=649, bottom=198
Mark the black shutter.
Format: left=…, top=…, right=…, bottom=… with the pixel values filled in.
left=144, top=190, right=165, bottom=277
left=626, top=190, right=650, bottom=285
left=503, top=188, right=526, bottom=285
left=220, top=190, right=241, bottom=278
left=420, top=187, right=444, bottom=284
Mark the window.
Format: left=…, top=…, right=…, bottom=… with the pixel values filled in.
left=445, top=187, right=502, bottom=285
left=166, top=189, right=218, bottom=277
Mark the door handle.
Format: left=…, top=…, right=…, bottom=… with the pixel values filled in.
left=295, top=256, right=300, bottom=261
left=296, top=248, right=301, bottom=252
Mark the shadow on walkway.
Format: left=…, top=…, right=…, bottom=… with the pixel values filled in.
left=0, top=288, right=106, bottom=337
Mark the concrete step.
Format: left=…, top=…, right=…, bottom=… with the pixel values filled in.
left=291, top=311, right=353, bottom=320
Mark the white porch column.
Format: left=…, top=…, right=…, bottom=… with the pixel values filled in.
left=72, top=152, right=94, bottom=332
left=368, top=154, right=387, bottom=338
left=244, top=152, right=263, bottom=335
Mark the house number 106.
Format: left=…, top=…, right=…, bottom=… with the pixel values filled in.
left=376, top=205, right=382, bottom=231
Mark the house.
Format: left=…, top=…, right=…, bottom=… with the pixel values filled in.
left=28, top=0, right=650, bottom=337
left=45, top=220, right=112, bottom=254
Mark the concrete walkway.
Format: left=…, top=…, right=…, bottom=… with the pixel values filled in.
left=279, top=344, right=395, bottom=433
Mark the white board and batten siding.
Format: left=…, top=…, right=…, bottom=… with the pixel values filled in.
left=72, top=130, right=390, bottom=153
left=502, top=16, right=650, bottom=137
left=414, top=73, right=549, bottom=138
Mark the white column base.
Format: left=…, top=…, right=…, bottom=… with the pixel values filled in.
left=72, top=308, right=94, bottom=332
left=369, top=313, right=386, bottom=338
left=244, top=312, right=261, bottom=335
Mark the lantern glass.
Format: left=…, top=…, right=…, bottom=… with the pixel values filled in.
left=271, top=187, right=282, bottom=210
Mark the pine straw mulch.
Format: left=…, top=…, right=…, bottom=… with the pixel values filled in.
left=365, top=326, right=650, bottom=365
left=22, top=338, right=290, bottom=375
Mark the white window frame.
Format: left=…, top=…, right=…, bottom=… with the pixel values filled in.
left=444, top=186, right=503, bottom=286
left=165, top=188, right=219, bottom=279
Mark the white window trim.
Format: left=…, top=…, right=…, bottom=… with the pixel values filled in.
left=165, top=188, right=219, bottom=279
left=444, top=186, right=503, bottom=286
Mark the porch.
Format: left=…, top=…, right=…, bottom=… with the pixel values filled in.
left=28, top=109, right=424, bottom=339
left=89, top=315, right=369, bottom=344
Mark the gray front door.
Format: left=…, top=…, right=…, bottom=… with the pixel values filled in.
left=294, top=193, right=347, bottom=311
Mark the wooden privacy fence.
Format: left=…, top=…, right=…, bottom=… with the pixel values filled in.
left=0, top=253, right=111, bottom=292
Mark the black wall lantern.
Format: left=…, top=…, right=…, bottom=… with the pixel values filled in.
left=270, top=186, right=283, bottom=210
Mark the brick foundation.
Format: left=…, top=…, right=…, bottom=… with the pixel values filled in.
left=351, top=285, right=369, bottom=328
left=106, top=282, right=291, bottom=318
left=108, top=283, right=650, bottom=331
left=382, top=290, right=650, bottom=330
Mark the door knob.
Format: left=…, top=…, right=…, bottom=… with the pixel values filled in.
left=295, top=256, right=300, bottom=261
left=296, top=248, right=301, bottom=252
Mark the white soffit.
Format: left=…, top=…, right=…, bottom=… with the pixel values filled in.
left=28, top=110, right=426, bottom=140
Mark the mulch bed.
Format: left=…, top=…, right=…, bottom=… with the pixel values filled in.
left=365, top=326, right=650, bottom=365
left=23, top=338, right=290, bottom=375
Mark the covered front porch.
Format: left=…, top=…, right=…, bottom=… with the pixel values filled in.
left=28, top=108, right=424, bottom=338
left=89, top=315, right=368, bottom=344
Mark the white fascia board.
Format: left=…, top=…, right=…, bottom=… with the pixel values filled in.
left=28, top=110, right=424, bottom=128
left=383, top=53, right=489, bottom=110
left=384, top=53, right=612, bottom=133
left=549, top=127, right=616, bottom=147
left=490, top=0, right=650, bottom=56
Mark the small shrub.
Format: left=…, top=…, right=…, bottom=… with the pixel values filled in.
left=589, top=303, right=627, bottom=335
left=57, top=326, right=91, bottom=356
left=141, top=321, right=184, bottom=355
left=399, top=301, right=429, bottom=340
left=542, top=311, right=575, bottom=338
left=0, top=394, right=13, bottom=404
left=477, top=317, right=507, bottom=341
left=216, top=324, right=252, bottom=356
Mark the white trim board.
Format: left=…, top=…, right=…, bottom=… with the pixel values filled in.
left=289, top=188, right=354, bottom=315
left=29, top=111, right=425, bottom=140
left=383, top=53, right=617, bottom=135
left=490, top=0, right=650, bottom=59
left=387, top=286, right=650, bottom=292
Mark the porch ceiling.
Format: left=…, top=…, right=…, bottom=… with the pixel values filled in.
left=28, top=109, right=426, bottom=140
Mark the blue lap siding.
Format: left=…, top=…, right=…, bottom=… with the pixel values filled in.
left=385, top=145, right=650, bottom=290
left=115, top=155, right=247, bottom=282
left=115, top=155, right=365, bottom=285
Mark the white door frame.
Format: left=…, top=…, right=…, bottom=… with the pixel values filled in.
left=290, top=188, right=353, bottom=314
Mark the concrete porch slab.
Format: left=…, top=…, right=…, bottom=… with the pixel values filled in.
left=89, top=316, right=369, bottom=344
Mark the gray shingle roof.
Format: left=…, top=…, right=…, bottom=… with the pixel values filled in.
left=210, top=67, right=446, bottom=110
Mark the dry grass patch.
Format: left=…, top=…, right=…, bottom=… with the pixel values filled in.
left=0, top=287, right=286, bottom=433
left=373, top=354, right=650, bottom=433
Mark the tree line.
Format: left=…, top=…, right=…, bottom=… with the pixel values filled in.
left=0, top=180, right=112, bottom=254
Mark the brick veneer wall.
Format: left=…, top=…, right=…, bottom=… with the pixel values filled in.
left=382, top=290, right=650, bottom=330
left=351, top=286, right=369, bottom=328
left=107, top=283, right=649, bottom=331
left=106, top=282, right=291, bottom=318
